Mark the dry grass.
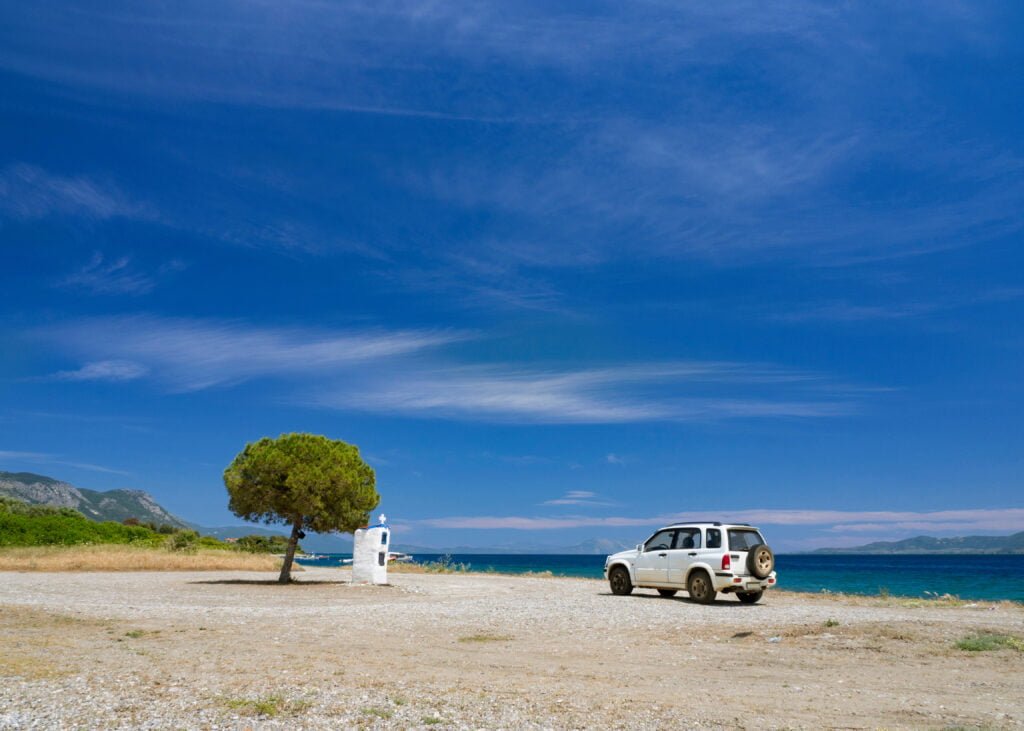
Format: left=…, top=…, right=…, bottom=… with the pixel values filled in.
left=387, top=560, right=468, bottom=574
left=0, top=607, right=99, bottom=680
left=0, top=545, right=282, bottom=572
left=0, top=652, right=66, bottom=680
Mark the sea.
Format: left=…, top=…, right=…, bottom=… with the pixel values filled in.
left=295, top=552, right=1024, bottom=602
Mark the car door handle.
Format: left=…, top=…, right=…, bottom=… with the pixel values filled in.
left=658, top=552, right=667, bottom=557
left=688, top=552, right=697, bottom=556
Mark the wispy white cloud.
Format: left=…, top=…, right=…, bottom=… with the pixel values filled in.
left=325, top=362, right=858, bottom=424
left=605, top=453, right=625, bottom=465
left=38, top=315, right=465, bottom=392
left=419, top=118, right=1024, bottom=270
left=771, top=288, right=1024, bottom=324
left=0, top=450, right=131, bottom=476
left=0, top=164, right=154, bottom=221
left=385, top=250, right=569, bottom=313
left=0, top=2, right=996, bottom=117
left=0, top=2, right=840, bottom=112
left=0, top=450, right=50, bottom=461
left=419, top=508, right=1024, bottom=534
left=541, top=490, right=615, bottom=507
left=55, top=253, right=178, bottom=296
left=34, top=317, right=866, bottom=423
left=2, top=2, right=1016, bottom=277
left=46, top=360, right=149, bottom=383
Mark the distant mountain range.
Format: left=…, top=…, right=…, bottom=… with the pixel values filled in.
left=813, top=532, right=1024, bottom=554
left=0, top=471, right=192, bottom=529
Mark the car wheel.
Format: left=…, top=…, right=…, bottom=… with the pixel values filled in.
left=657, top=589, right=677, bottom=598
left=736, top=591, right=763, bottom=604
left=608, top=565, right=633, bottom=596
left=687, top=570, right=716, bottom=604
left=747, top=544, right=775, bottom=579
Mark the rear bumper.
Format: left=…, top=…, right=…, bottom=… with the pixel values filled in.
left=713, top=571, right=776, bottom=592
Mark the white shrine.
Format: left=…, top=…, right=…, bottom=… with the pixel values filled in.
left=351, top=513, right=390, bottom=584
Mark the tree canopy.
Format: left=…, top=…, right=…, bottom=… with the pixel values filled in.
left=223, top=433, right=378, bottom=582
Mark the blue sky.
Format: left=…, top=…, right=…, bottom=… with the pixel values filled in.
left=1, top=1, right=1022, bottom=551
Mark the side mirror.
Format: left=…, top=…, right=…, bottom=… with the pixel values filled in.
left=636, top=543, right=644, bottom=552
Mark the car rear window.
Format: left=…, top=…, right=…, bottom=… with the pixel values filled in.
left=727, top=529, right=764, bottom=552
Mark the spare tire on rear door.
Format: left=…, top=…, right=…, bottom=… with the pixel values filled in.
left=746, top=544, right=774, bottom=579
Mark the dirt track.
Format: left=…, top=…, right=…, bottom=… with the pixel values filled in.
left=1, top=567, right=1022, bottom=729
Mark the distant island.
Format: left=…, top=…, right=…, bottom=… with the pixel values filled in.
left=813, top=532, right=1024, bottom=555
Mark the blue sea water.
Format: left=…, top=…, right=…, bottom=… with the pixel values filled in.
left=295, top=552, right=1024, bottom=602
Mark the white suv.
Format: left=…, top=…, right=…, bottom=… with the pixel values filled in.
left=604, top=522, right=776, bottom=604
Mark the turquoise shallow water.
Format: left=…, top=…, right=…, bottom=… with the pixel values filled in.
left=295, top=552, right=1024, bottom=602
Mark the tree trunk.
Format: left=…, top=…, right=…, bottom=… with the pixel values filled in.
left=278, top=520, right=302, bottom=584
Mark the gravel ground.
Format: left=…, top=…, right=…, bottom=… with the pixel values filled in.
left=1, top=567, right=1022, bottom=729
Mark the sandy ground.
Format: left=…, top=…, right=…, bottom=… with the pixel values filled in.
left=1, top=567, right=1022, bottom=730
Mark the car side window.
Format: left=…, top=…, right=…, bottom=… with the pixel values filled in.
left=644, top=530, right=675, bottom=552
left=675, top=528, right=701, bottom=549
left=706, top=529, right=722, bottom=549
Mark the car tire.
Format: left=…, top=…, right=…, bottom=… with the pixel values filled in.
left=657, top=589, right=677, bottom=598
left=736, top=591, right=763, bottom=604
left=747, top=544, right=774, bottom=579
left=609, top=565, right=633, bottom=596
left=687, top=570, right=716, bottom=604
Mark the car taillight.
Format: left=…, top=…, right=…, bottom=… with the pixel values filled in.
left=721, top=554, right=731, bottom=571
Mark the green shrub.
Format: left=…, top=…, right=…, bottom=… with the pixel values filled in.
left=0, top=498, right=164, bottom=547
left=165, top=530, right=199, bottom=553
left=197, top=535, right=232, bottom=550
left=224, top=695, right=290, bottom=717
left=362, top=707, right=392, bottom=720
left=235, top=534, right=297, bottom=553
left=0, top=497, right=234, bottom=553
left=955, top=633, right=1024, bottom=652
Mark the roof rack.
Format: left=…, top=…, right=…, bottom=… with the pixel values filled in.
left=663, top=521, right=753, bottom=528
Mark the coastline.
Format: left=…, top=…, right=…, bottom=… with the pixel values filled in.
left=2, top=566, right=1022, bottom=729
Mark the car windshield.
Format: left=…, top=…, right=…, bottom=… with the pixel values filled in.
left=727, top=529, right=764, bottom=552
left=644, top=530, right=675, bottom=552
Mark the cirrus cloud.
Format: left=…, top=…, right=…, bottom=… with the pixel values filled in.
left=36, top=315, right=466, bottom=392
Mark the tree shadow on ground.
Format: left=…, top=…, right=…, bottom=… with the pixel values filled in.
left=189, top=579, right=354, bottom=586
